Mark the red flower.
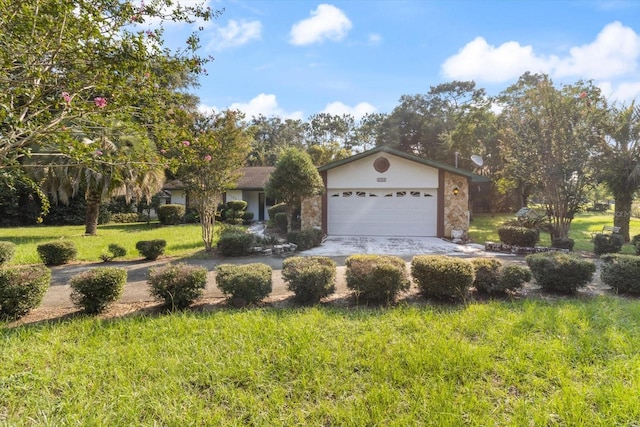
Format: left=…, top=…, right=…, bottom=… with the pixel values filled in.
left=62, top=92, right=71, bottom=104
left=94, top=97, right=107, bottom=108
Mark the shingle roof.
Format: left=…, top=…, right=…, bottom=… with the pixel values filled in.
left=163, top=166, right=275, bottom=190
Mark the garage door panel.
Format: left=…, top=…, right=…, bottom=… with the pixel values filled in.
left=327, top=189, right=437, bottom=236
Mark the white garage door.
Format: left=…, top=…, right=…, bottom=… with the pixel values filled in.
left=327, top=189, right=438, bottom=236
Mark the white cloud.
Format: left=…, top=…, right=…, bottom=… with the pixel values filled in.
left=442, top=21, right=640, bottom=84
left=322, top=101, right=376, bottom=119
left=554, top=21, right=640, bottom=79
left=441, top=37, right=555, bottom=83
left=290, top=4, right=352, bottom=46
left=599, top=81, right=640, bottom=103
left=228, top=94, right=304, bottom=120
left=368, top=33, right=382, bottom=45
left=207, top=19, right=262, bottom=50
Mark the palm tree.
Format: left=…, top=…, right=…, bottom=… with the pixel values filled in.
left=597, top=103, right=640, bottom=242
left=33, top=119, right=165, bottom=235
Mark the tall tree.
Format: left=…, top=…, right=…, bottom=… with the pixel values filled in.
left=497, top=73, right=608, bottom=239
left=163, top=110, right=253, bottom=252
left=596, top=103, right=640, bottom=241
left=265, top=148, right=324, bottom=233
left=32, top=118, right=165, bottom=235
left=0, top=0, right=216, bottom=214
left=247, top=115, right=306, bottom=166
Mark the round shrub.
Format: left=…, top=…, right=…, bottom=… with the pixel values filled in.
left=108, top=243, right=127, bottom=258
left=411, top=255, right=474, bottom=300
left=497, top=225, right=540, bottom=247
left=631, top=234, right=640, bottom=255
left=0, top=265, right=51, bottom=320
left=216, top=263, right=272, bottom=305
left=496, top=265, right=532, bottom=293
left=600, top=254, right=640, bottom=294
left=345, top=254, right=410, bottom=303
left=217, top=228, right=254, bottom=257
left=227, top=200, right=248, bottom=212
left=135, top=239, right=166, bottom=260
left=552, top=237, right=575, bottom=251
left=242, top=211, right=255, bottom=224
left=282, top=256, right=336, bottom=304
left=157, top=204, right=185, bottom=225
left=0, top=241, right=16, bottom=265
left=471, top=258, right=502, bottom=293
left=69, top=267, right=127, bottom=314
left=525, top=251, right=595, bottom=293
left=267, top=202, right=286, bottom=218
left=36, top=241, right=77, bottom=266
left=287, top=228, right=324, bottom=251
left=593, top=233, right=624, bottom=256
left=148, top=263, right=208, bottom=309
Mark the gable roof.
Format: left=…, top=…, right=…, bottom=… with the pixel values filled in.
left=163, top=166, right=275, bottom=191
left=318, top=145, right=490, bottom=183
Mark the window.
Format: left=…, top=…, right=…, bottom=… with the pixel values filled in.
left=396, top=191, right=406, bottom=197
left=331, top=193, right=339, bottom=197
left=369, top=193, right=378, bottom=197
left=410, top=191, right=420, bottom=197
left=342, top=191, right=353, bottom=197
left=356, top=191, right=366, bottom=197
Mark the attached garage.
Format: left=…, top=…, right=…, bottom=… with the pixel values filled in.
left=306, top=146, right=489, bottom=239
left=327, top=189, right=437, bottom=236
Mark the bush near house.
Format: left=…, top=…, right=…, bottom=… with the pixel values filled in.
left=148, top=263, right=208, bottom=310
left=593, top=233, right=624, bottom=256
left=471, top=259, right=532, bottom=294
left=526, top=251, right=595, bottom=293
left=36, top=241, right=77, bottom=266
left=224, top=200, right=248, bottom=225
left=412, top=255, right=475, bottom=300
left=600, top=254, right=640, bottom=294
left=0, top=265, right=51, bottom=320
left=135, top=240, right=166, bottom=260
left=110, top=213, right=142, bottom=224
left=217, top=227, right=254, bottom=257
left=552, top=237, right=575, bottom=251
left=287, top=228, right=324, bottom=251
left=631, top=234, right=640, bottom=255
left=157, top=204, right=185, bottom=225
left=0, top=241, right=16, bottom=265
left=345, top=254, right=410, bottom=304
left=282, top=256, right=336, bottom=304
left=497, top=225, right=540, bottom=247
left=216, top=263, right=272, bottom=305
left=69, top=267, right=127, bottom=314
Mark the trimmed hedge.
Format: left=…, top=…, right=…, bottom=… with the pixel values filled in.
left=552, top=237, right=575, bottom=251
left=69, top=267, right=127, bottom=314
left=600, top=254, right=640, bottom=294
left=0, top=241, right=16, bottom=265
left=158, top=204, right=185, bottom=225
left=216, top=263, right=272, bottom=304
left=631, top=234, right=640, bottom=255
left=497, top=225, right=540, bottom=247
left=110, top=213, right=141, bottom=223
left=411, top=255, right=474, bottom=300
left=36, top=241, right=77, bottom=266
left=148, top=263, right=208, bottom=309
left=0, top=265, right=51, bottom=320
left=282, top=256, right=336, bottom=304
left=287, top=228, right=324, bottom=251
left=345, top=254, right=410, bottom=303
left=217, top=227, right=254, bottom=257
left=471, top=258, right=531, bottom=294
left=135, top=240, right=166, bottom=260
left=526, top=251, right=595, bottom=293
left=593, top=233, right=624, bottom=256
left=101, top=243, right=127, bottom=262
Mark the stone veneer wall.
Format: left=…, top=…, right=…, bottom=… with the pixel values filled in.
left=443, top=172, right=469, bottom=238
left=301, top=195, right=322, bottom=230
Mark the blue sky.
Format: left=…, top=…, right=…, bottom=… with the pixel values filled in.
left=162, top=0, right=640, bottom=120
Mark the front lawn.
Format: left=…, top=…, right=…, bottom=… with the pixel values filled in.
left=470, top=211, right=640, bottom=253
left=2, top=299, right=640, bottom=425
left=0, top=222, right=209, bottom=264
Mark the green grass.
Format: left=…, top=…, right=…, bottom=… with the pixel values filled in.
left=0, top=222, right=216, bottom=264
left=470, top=211, right=640, bottom=253
left=2, top=299, right=640, bottom=425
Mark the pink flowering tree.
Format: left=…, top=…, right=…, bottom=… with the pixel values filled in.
left=0, top=0, right=219, bottom=219
left=162, top=110, right=253, bottom=251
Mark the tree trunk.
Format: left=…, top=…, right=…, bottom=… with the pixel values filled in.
left=614, top=193, right=632, bottom=242
left=285, top=204, right=293, bottom=233
left=85, top=191, right=101, bottom=235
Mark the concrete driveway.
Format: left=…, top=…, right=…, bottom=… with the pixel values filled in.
left=301, top=236, right=485, bottom=257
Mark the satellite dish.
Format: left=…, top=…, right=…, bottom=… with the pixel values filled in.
left=470, top=155, right=484, bottom=167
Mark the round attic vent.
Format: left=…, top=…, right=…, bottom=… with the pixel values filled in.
left=373, top=156, right=390, bottom=173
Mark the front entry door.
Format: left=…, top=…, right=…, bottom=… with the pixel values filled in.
left=258, top=192, right=265, bottom=221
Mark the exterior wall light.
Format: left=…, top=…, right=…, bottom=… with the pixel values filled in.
left=452, top=187, right=460, bottom=196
